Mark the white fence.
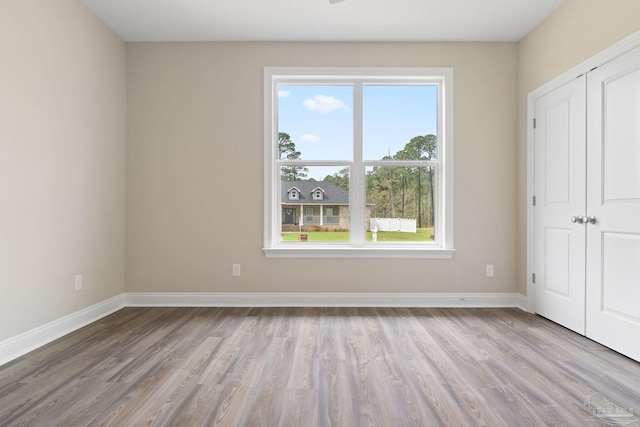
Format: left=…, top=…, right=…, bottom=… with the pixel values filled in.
left=370, top=218, right=417, bottom=233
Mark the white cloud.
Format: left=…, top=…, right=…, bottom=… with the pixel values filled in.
left=300, top=133, right=320, bottom=143
left=278, top=90, right=291, bottom=98
left=303, top=95, right=349, bottom=113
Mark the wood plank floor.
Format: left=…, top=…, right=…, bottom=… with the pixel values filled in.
left=1, top=307, right=639, bottom=426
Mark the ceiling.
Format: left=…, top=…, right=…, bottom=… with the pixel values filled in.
left=81, top=0, right=565, bottom=43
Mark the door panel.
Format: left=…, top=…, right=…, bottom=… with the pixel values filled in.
left=602, top=233, right=640, bottom=320
left=534, top=76, right=587, bottom=334
left=586, top=46, right=640, bottom=362
left=544, top=101, right=572, bottom=203
left=544, top=228, right=571, bottom=297
left=603, top=65, right=640, bottom=201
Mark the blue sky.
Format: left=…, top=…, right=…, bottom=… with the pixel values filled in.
left=277, top=84, right=438, bottom=179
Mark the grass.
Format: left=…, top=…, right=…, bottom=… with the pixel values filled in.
left=281, top=228, right=435, bottom=242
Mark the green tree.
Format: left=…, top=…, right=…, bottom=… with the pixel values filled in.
left=394, top=134, right=437, bottom=227
left=367, top=158, right=404, bottom=219
left=323, top=167, right=350, bottom=190
left=278, top=132, right=308, bottom=181
left=366, top=168, right=385, bottom=218
left=364, top=134, right=437, bottom=227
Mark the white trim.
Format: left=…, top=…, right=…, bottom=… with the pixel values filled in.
left=526, top=29, right=640, bottom=314
left=526, top=91, right=536, bottom=313
left=514, top=293, right=529, bottom=312
left=0, top=294, right=125, bottom=367
left=126, top=292, right=526, bottom=309
left=263, top=246, right=455, bottom=259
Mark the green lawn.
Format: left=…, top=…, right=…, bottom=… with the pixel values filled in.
left=281, top=228, right=435, bottom=242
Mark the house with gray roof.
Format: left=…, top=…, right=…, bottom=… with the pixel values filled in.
left=281, top=181, right=372, bottom=232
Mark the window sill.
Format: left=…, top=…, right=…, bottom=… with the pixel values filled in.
left=263, top=246, right=455, bottom=259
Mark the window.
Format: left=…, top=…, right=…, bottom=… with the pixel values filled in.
left=264, top=67, right=454, bottom=258
left=288, top=187, right=299, bottom=200
left=312, top=188, right=324, bottom=200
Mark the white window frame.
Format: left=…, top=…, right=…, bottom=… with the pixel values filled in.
left=263, top=67, right=455, bottom=258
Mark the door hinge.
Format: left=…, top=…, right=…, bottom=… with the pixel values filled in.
left=533, top=118, right=537, bottom=129
left=533, top=196, right=536, bottom=206
left=532, top=273, right=536, bottom=284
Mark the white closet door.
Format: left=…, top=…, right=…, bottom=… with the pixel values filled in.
left=586, top=46, right=640, bottom=362
left=534, top=76, right=587, bottom=334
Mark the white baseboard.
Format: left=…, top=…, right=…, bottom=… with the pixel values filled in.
left=1, top=292, right=528, bottom=367
left=0, top=294, right=125, bottom=367
left=514, top=293, right=530, bottom=312
left=126, top=292, right=528, bottom=310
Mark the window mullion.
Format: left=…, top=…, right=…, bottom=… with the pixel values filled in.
left=351, top=82, right=365, bottom=246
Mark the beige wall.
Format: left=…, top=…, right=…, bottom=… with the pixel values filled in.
left=0, top=0, right=127, bottom=341
left=126, top=42, right=518, bottom=294
left=516, top=0, right=640, bottom=294
left=9, top=0, right=637, bottom=345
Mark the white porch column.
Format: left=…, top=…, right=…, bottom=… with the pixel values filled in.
left=320, top=205, right=323, bottom=225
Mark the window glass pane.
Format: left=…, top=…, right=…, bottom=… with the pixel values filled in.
left=362, top=85, right=438, bottom=161
left=365, top=166, right=435, bottom=242
left=280, top=166, right=350, bottom=242
left=277, top=85, right=353, bottom=161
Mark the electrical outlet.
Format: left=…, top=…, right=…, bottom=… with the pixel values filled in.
left=232, top=264, right=241, bottom=277
left=485, top=264, right=494, bottom=278
left=75, top=274, right=83, bottom=291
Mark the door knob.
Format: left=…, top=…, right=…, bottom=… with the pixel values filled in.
left=571, top=215, right=585, bottom=224
left=586, top=215, right=597, bottom=224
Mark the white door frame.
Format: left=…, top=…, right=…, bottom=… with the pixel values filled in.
left=526, top=29, right=640, bottom=313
